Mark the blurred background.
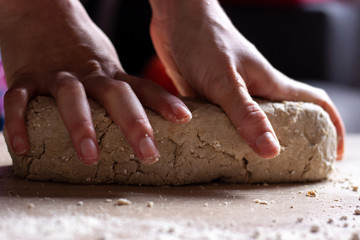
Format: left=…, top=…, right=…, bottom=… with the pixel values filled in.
left=1, top=0, right=360, bottom=133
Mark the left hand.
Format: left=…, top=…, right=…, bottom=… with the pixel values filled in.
left=149, top=0, right=345, bottom=160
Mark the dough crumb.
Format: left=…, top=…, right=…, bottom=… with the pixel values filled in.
left=340, top=216, right=347, bottom=221
left=77, top=201, right=84, bottom=206
left=354, top=209, right=360, bottom=215
left=327, top=218, right=334, bottom=224
left=254, top=199, right=268, bottom=205
left=296, top=217, right=303, bottom=223
left=27, top=203, right=35, bottom=209
left=310, top=225, right=319, bottom=233
left=104, top=199, right=113, bottom=203
left=115, top=198, right=132, bottom=206
left=352, top=186, right=358, bottom=192
left=306, top=190, right=317, bottom=197
left=147, top=201, right=154, bottom=208
left=252, top=230, right=260, bottom=238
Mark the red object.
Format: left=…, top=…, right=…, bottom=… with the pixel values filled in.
left=143, top=55, right=179, bottom=96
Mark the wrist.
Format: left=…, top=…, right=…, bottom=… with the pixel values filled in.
left=149, top=0, right=219, bottom=21
left=0, top=0, right=77, bottom=29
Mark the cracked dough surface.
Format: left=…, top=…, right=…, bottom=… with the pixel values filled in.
left=7, top=96, right=337, bottom=185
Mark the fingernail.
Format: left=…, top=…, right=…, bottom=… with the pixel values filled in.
left=171, top=103, right=192, bottom=123
left=13, top=136, right=28, bottom=155
left=255, top=132, right=280, bottom=158
left=139, top=136, right=159, bottom=163
left=80, top=138, right=99, bottom=165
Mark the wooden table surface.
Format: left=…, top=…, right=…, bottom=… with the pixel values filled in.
left=0, top=134, right=359, bottom=240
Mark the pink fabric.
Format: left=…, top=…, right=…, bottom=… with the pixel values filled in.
left=0, top=60, right=6, bottom=117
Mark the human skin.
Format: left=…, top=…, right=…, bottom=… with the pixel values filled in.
left=149, top=0, right=345, bottom=159
left=0, top=0, right=344, bottom=164
left=0, top=0, right=192, bottom=165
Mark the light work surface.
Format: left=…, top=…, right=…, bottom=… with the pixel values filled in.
left=0, top=134, right=359, bottom=240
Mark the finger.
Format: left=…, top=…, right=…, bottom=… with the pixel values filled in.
left=4, top=81, right=36, bottom=156
left=259, top=73, right=345, bottom=160
left=84, top=75, right=159, bottom=164
left=49, top=72, right=99, bottom=165
left=117, top=73, right=192, bottom=124
left=215, top=76, right=281, bottom=159
left=309, top=90, right=345, bottom=160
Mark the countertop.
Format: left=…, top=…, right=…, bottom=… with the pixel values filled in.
left=0, top=134, right=359, bottom=240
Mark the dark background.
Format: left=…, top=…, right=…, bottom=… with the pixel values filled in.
left=81, top=0, right=360, bottom=132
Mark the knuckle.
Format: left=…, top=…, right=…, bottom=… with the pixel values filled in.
left=83, top=60, right=102, bottom=73
left=313, top=88, right=331, bottom=106
left=129, top=117, right=150, bottom=130
left=4, top=88, right=27, bottom=103
left=314, top=87, right=328, bottom=97
left=104, top=81, right=132, bottom=96
left=69, top=119, right=94, bottom=135
left=125, top=117, right=152, bottom=137
left=55, top=77, right=84, bottom=95
left=240, top=102, right=267, bottom=126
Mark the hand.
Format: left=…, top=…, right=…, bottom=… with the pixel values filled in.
left=149, top=0, right=345, bottom=159
left=0, top=0, right=192, bottom=165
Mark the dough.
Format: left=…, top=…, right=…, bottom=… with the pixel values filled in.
left=7, top=96, right=337, bottom=185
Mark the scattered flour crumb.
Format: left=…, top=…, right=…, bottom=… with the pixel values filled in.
left=27, top=203, right=35, bottom=209
left=105, top=199, right=113, bottom=203
left=340, top=216, right=347, bottom=221
left=306, top=190, right=317, bottom=197
left=354, top=209, right=360, bottom=215
left=77, top=201, right=84, bottom=206
left=310, top=225, right=319, bottom=233
left=327, top=218, right=334, bottom=224
left=115, top=198, right=132, bottom=206
left=254, top=199, right=268, bottom=205
left=252, top=230, right=260, bottom=238
left=147, top=201, right=154, bottom=208
left=352, top=186, right=358, bottom=192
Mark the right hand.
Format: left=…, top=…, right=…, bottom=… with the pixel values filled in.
left=0, top=0, right=192, bottom=165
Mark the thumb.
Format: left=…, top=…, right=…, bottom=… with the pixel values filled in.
left=215, top=76, right=280, bottom=159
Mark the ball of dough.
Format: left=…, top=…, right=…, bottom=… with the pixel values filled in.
left=7, top=96, right=336, bottom=185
